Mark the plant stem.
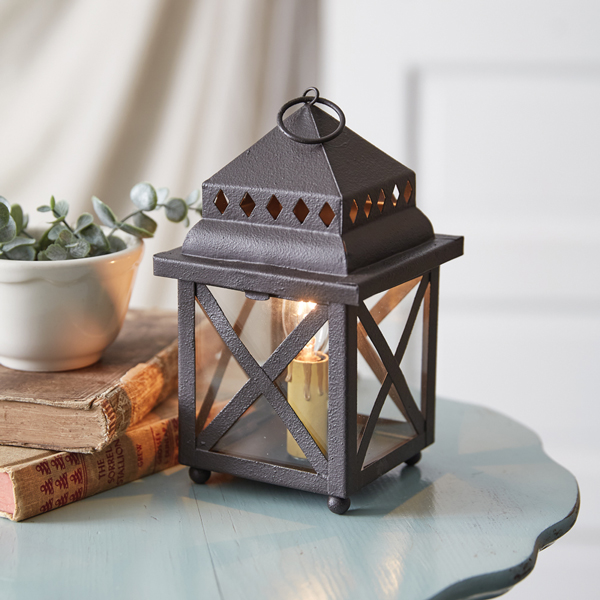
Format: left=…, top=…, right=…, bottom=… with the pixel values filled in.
left=54, top=215, right=76, bottom=235
left=108, top=209, right=144, bottom=237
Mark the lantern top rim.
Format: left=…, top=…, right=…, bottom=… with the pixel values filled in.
left=155, top=233, right=464, bottom=306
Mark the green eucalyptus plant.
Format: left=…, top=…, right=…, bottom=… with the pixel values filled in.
left=0, top=183, right=201, bottom=261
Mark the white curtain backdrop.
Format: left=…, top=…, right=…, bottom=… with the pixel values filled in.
left=0, top=0, right=320, bottom=308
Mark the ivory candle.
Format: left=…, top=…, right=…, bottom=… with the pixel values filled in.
left=286, top=350, right=328, bottom=458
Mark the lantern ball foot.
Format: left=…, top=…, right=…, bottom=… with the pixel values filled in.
left=327, top=495, right=351, bottom=515
left=405, top=451, right=422, bottom=467
left=189, top=467, right=211, bottom=484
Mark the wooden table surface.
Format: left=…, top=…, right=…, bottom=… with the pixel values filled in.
left=0, top=399, right=579, bottom=600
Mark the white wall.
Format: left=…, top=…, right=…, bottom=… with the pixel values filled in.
left=321, top=1, right=599, bottom=597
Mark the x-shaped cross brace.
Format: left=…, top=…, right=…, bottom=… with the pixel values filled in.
left=195, top=284, right=329, bottom=476
left=356, top=276, right=429, bottom=468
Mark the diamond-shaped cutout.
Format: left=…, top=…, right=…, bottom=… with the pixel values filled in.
left=377, top=189, right=385, bottom=212
left=214, top=190, right=229, bottom=214
left=349, top=199, right=359, bottom=223
left=364, top=195, right=373, bottom=218
left=293, top=199, right=309, bottom=224
left=403, top=181, right=412, bottom=203
left=391, top=184, right=399, bottom=207
left=266, top=195, right=282, bottom=220
left=240, top=192, right=255, bottom=217
left=319, top=202, right=335, bottom=227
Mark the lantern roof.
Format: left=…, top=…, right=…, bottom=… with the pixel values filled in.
left=203, top=104, right=410, bottom=202
left=183, top=97, right=437, bottom=276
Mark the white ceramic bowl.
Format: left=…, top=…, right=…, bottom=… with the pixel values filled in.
left=0, top=232, right=143, bottom=371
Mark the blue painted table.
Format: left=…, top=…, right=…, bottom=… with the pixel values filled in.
left=0, top=399, right=579, bottom=600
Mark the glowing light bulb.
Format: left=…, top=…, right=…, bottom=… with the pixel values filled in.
left=281, top=299, right=329, bottom=459
left=282, top=300, right=328, bottom=361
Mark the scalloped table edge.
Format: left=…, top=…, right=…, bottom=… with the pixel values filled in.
left=431, top=488, right=580, bottom=600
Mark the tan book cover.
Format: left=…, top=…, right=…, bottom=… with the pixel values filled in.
left=0, top=395, right=180, bottom=522
left=0, top=309, right=178, bottom=453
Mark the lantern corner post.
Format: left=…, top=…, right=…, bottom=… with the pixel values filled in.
left=422, top=267, right=440, bottom=447
left=326, top=302, right=358, bottom=513
left=178, top=279, right=199, bottom=469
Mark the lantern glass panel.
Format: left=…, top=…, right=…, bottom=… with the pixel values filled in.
left=212, top=394, right=317, bottom=473
left=366, top=279, right=426, bottom=411
left=195, top=299, right=249, bottom=427
left=193, top=285, right=330, bottom=473
left=356, top=277, right=426, bottom=468
left=357, top=378, right=416, bottom=468
left=207, top=286, right=282, bottom=367
left=403, top=290, right=425, bottom=413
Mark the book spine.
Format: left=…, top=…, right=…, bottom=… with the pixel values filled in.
left=97, top=339, right=179, bottom=450
left=5, top=413, right=179, bottom=522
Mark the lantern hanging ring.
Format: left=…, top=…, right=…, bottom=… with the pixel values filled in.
left=277, top=87, right=346, bottom=145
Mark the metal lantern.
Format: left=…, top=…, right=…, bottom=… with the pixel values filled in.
left=154, top=88, right=463, bottom=514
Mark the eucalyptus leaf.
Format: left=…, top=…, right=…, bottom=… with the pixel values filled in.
left=130, top=182, right=157, bottom=211
left=36, top=251, right=51, bottom=261
left=80, top=223, right=109, bottom=251
left=37, top=205, right=52, bottom=213
left=2, top=235, right=36, bottom=252
left=75, top=213, right=94, bottom=233
left=186, top=189, right=200, bottom=206
left=44, top=243, right=69, bottom=261
left=107, top=235, right=127, bottom=253
left=22, top=213, right=29, bottom=230
left=0, top=196, right=9, bottom=209
left=157, top=187, right=169, bottom=205
left=5, top=245, right=35, bottom=261
left=54, top=200, right=69, bottom=218
left=0, top=203, right=9, bottom=228
left=165, top=198, right=187, bottom=223
left=48, top=223, right=67, bottom=241
left=119, top=222, right=153, bottom=239
left=92, top=196, right=118, bottom=227
left=184, top=216, right=190, bottom=227
left=10, top=204, right=23, bottom=233
left=58, top=229, right=75, bottom=246
left=0, top=216, right=16, bottom=244
left=134, top=212, right=157, bottom=234
left=49, top=196, right=56, bottom=210
left=67, top=238, right=91, bottom=259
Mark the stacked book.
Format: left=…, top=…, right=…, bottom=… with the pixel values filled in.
left=0, top=310, right=181, bottom=521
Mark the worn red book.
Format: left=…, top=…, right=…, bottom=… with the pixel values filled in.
left=0, top=394, right=180, bottom=521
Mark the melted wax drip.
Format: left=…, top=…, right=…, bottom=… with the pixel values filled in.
left=303, top=362, right=312, bottom=400
left=285, top=354, right=326, bottom=401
